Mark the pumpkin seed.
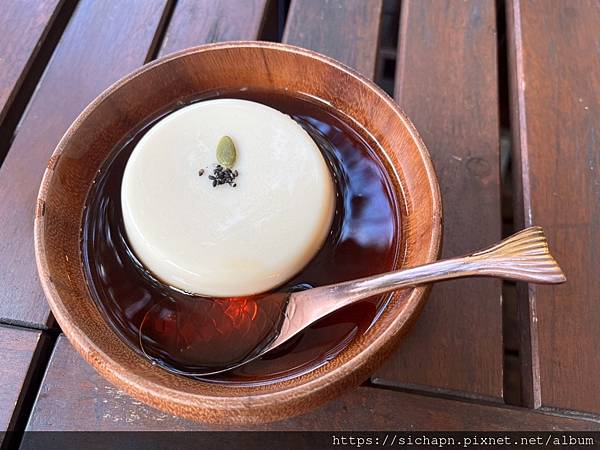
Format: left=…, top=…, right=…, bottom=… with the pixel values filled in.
left=216, top=136, right=236, bottom=168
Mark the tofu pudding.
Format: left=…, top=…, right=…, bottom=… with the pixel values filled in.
left=121, top=99, right=335, bottom=297
left=82, top=89, right=401, bottom=383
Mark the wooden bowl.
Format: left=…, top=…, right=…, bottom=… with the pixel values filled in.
left=34, top=42, right=442, bottom=424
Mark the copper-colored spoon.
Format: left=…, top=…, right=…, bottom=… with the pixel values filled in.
left=142, top=226, right=565, bottom=377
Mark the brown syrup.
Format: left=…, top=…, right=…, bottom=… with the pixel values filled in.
left=82, top=89, right=401, bottom=384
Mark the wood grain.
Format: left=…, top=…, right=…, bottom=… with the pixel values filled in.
left=0, top=0, right=171, bottom=328
left=373, top=0, right=503, bottom=400
left=0, top=326, right=42, bottom=442
left=283, top=0, right=383, bottom=79
left=0, top=0, right=63, bottom=125
left=507, top=0, right=600, bottom=414
left=26, top=336, right=600, bottom=431
left=159, top=0, right=270, bottom=56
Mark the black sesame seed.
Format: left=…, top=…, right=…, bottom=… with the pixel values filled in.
left=198, top=169, right=204, bottom=176
left=206, top=165, right=239, bottom=188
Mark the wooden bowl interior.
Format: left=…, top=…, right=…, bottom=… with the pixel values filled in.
left=35, top=43, right=441, bottom=424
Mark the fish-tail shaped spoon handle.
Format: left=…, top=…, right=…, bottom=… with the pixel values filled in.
left=460, top=226, right=565, bottom=282
left=273, top=227, right=565, bottom=349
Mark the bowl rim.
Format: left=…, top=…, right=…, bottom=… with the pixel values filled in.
left=34, top=41, right=443, bottom=423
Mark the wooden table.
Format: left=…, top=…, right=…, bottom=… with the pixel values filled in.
left=1, top=0, right=599, bottom=443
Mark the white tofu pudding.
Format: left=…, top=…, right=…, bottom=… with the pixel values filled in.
left=121, top=99, right=335, bottom=297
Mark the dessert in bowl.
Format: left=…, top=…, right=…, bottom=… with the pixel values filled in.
left=35, top=42, right=442, bottom=423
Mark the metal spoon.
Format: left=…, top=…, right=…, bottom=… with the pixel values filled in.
left=143, top=226, right=565, bottom=377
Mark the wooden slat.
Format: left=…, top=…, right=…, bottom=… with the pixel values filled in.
left=283, top=0, right=383, bottom=79
left=0, top=0, right=171, bottom=328
left=373, top=0, right=503, bottom=399
left=0, top=0, right=63, bottom=124
left=159, top=0, right=270, bottom=56
left=26, top=336, right=600, bottom=431
left=0, top=326, right=42, bottom=445
left=507, top=0, right=600, bottom=414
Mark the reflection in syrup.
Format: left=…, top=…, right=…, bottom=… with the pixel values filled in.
left=138, top=292, right=289, bottom=375
left=82, top=89, right=400, bottom=384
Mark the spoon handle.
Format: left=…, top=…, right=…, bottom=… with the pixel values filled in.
left=287, top=227, right=565, bottom=330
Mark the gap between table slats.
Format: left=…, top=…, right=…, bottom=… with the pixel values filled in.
left=24, top=336, right=600, bottom=431
left=0, top=325, right=43, bottom=449
left=507, top=0, right=600, bottom=416
left=0, top=0, right=77, bottom=166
